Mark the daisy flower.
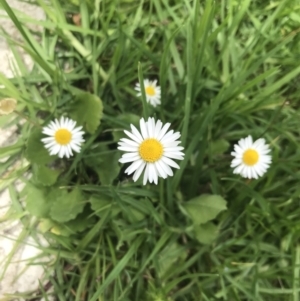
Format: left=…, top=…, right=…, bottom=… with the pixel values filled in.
left=41, top=117, right=85, bottom=158
left=118, top=117, right=184, bottom=185
left=231, top=135, right=271, bottom=179
left=135, top=79, right=161, bottom=107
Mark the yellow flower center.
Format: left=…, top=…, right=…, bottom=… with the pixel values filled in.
left=55, top=129, right=72, bottom=145
left=243, top=149, right=259, bottom=166
left=145, top=86, right=155, bottom=96
left=139, top=139, right=163, bottom=163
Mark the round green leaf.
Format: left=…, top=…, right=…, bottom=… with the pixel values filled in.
left=157, top=242, right=187, bottom=278
left=33, top=164, right=61, bottom=186
left=50, top=187, right=85, bottom=222
left=85, top=147, right=121, bottom=185
left=194, top=222, right=219, bottom=245
left=25, top=184, right=51, bottom=218
left=69, top=91, right=103, bottom=134
left=90, top=196, right=120, bottom=218
left=210, top=139, right=230, bottom=155
left=125, top=207, right=145, bottom=223
left=96, top=151, right=121, bottom=185
left=25, top=129, right=54, bottom=165
left=183, top=194, right=227, bottom=225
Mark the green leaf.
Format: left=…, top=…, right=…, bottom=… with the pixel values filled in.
left=69, top=91, right=103, bottom=134
left=25, top=129, right=54, bottom=165
left=50, top=187, right=85, bottom=222
left=125, top=207, right=145, bottom=223
left=210, top=139, right=230, bottom=156
left=157, top=242, right=187, bottom=278
left=25, top=184, right=51, bottom=218
left=39, top=213, right=95, bottom=237
left=90, top=196, right=120, bottom=218
left=85, top=148, right=121, bottom=185
left=194, top=222, right=219, bottom=245
left=96, top=151, right=121, bottom=185
left=64, top=214, right=95, bottom=234
left=33, top=164, right=61, bottom=186
left=182, top=194, right=227, bottom=225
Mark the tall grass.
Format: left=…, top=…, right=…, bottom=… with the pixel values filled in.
left=1, top=0, right=300, bottom=300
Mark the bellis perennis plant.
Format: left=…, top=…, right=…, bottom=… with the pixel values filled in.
left=118, top=117, right=184, bottom=185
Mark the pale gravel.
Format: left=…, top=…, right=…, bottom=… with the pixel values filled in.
left=0, top=1, right=50, bottom=300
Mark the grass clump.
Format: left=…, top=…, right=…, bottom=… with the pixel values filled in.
left=1, top=0, right=300, bottom=300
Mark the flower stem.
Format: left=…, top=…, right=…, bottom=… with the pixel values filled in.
left=138, top=62, right=149, bottom=119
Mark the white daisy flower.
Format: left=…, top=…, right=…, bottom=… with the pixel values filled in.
left=135, top=79, right=161, bottom=107
left=41, top=117, right=85, bottom=158
left=118, top=117, right=184, bottom=185
left=231, top=135, right=271, bottom=179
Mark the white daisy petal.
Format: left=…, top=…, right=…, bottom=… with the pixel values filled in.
left=164, top=146, right=184, bottom=152
left=246, top=167, right=251, bottom=179
left=44, top=142, right=57, bottom=149
left=58, top=146, right=65, bottom=158
left=152, top=164, right=159, bottom=184
left=154, top=120, right=163, bottom=139
left=130, top=124, right=144, bottom=142
left=155, top=161, right=167, bottom=178
left=231, top=135, right=271, bottom=179
left=164, top=141, right=181, bottom=148
left=72, top=127, right=84, bottom=134
left=133, top=162, right=146, bottom=182
left=42, top=128, right=55, bottom=136
left=118, top=141, right=136, bottom=147
left=148, top=163, right=154, bottom=183
left=118, top=146, right=138, bottom=152
left=50, top=144, right=60, bottom=155
left=147, top=117, right=154, bottom=138
left=163, top=152, right=184, bottom=160
left=161, top=156, right=180, bottom=169
left=124, top=130, right=142, bottom=144
left=41, top=137, right=54, bottom=143
left=159, top=161, right=173, bottom=177
left=161, top=132, right=181, bottom=144
left=140, top=118, right=148, bottom=139
left=118, top=117, right=184, bottom=185
left=230, top=160, right=241, bottom=168
left=160, top=130, right=174, bottom=142
left=122, top=152, right=140, bottom=158
left=41, top=117, right=85, bottom=159
left=157, top=123, right=171, bottom=141
left=234, top=144, right=243, bottom=154
left=143, top=164, right=150, bottom=185
left=46, top=121, right=55, bottom=130
left=119, top=155, right=140, bottom=164
left=125, top=159, right=144, bottom=175
left=67, top=145, right=73, bottom=158
left=72, top=145, right=81, bottom=153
